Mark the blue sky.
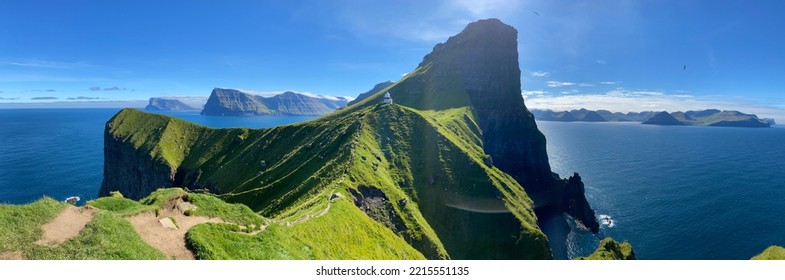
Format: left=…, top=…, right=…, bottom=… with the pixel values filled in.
left=1, top=0, right=784, bottom=119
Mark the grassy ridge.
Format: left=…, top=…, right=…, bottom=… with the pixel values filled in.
left=187, top=199, right=425, bottom=260
left=752, top=246, right=785, bottom=260
left=103, top=96, right=552, bottom=259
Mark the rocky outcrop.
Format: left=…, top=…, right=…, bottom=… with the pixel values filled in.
left=99, top=113, right=178, bottom=200
left=347, top=81, right=394, bottom=107
left=200, top=88, right=349, bottom=116
left=387, top=19, right=599, bottom=233
left=145, top=98, right=198, bottom=111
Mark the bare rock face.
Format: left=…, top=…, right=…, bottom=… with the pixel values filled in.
left=99, top=121, right=177, bottom=200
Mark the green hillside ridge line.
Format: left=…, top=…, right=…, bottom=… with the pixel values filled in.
left=100, top=98, right=551, bottom=258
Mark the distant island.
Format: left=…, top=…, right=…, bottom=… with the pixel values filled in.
left=532, top=108, right=772, bottom=128
left=532, top=109, right=656, bottom=122
left=144, top=98, right=199, bottom=111
left=200, top=88, right=351, bottom=116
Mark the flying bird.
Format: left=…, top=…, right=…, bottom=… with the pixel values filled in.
left=534, top=11, right=540, bottom=16
left=683, top=65, right=686, bottom=71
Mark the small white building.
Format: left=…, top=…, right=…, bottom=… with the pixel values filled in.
left=383, top=91, right=393, bottom=104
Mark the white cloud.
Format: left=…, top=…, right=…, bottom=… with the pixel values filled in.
left=531, top=71, right=549, bottom=77
left=521, top=90, right=547, bottom=97
left=596, top=60, right=607, bottom=65
left=547, top=81, right=576, bottom=87
left=598, top=81, right=620, bottom=85
left=578, top=83, right=593, bottom=87
left=524, top=89, right=785, bottom=122
left=1, top=59, right=92, bottom=69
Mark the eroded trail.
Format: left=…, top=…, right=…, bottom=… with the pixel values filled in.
left=35, top=205, right=97, bottom=247
left=125, top=200, right=223, bottom=260
left=0, top=251, right=24, bottom=260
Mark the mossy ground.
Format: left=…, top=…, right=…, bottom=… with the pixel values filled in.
left=576, top=237, right=636, bottom=260
left=752, top=246, right=785, bottom=260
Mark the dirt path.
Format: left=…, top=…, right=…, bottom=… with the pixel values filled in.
left=0, top=251, right=24, bottom=260
left=35, top=205, right=97, bottom=247
left=125, top=200, right=223, bottom=260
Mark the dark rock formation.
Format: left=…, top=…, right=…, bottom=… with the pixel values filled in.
left=347, top=81, right=394, bottom=107
left=201, top=88, right=349, bottom=116
left=145, top=98, right=198, bottom=111
left=763, top=118, right=776, bottom=126
left=99, top=114, right=178, bottom=200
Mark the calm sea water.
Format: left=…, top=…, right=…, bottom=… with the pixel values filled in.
left=537, top=121, right=785, bottom=260
left=2, top=108, right=784, bottom=259
left=0, top=108, right=316, bottom=205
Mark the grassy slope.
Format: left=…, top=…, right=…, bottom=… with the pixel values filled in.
left=187, top=199, right=425, bottom=260
left=0, top=198, right=66, bottom=253
left=27, top=211, right=166, bottom=260
left=107, top=105, right=547, bottom=258
left=752, top=246, right=785, bottom=260
left=576, top=237, right=636, bottom=260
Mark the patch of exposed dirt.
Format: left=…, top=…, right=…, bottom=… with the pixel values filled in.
left=125, top=201, right=223, bottom=260
left=35, top=205, right=97, bottom=247
left=0, top=251, right=24, bottom=260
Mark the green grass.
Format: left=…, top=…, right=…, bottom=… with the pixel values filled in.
left=186, top=199, right=425, bottom=260
left=26, top=211, right=166, bottom=260
left=752, top=246, right=785, bottom=260
left=576, top=237, right=636, bottom=260
left=87, top=196, right=155, bottom=217
left=0, top=197, right=67, bottom=253
left=188, top=193, right=266, bottom=227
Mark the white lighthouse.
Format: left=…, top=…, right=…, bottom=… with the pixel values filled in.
left=383, top=91, right=393, bottom=104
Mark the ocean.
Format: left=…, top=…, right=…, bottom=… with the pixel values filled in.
left=537, top=121, right=785, bottom=260
left=0, top=108, right=316, bottom=205
left=1, top=108, right=784, bottom=259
